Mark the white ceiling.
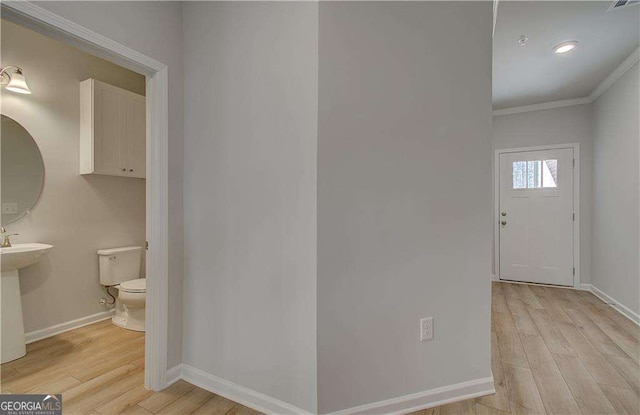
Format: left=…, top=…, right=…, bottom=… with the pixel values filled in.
left=493, top=1, right=639, bottom=110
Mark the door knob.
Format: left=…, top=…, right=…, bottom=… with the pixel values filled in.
left=501, top=212, right=507, bottom=216
left=501, top=221, right=507, bottom=226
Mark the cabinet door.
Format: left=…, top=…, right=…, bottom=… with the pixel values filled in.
left=126, top=95, right=146, bottom=178
left=93, top=82, right=127, bottom=176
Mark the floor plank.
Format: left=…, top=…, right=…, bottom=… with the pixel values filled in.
left=553, top=353, right=618, bottom=414
left=64, top=370, right=145, bottom=414
left=95, top=384, right=154, bottom=415
left=476, top=332, right=510, bottom=413
left=576, top=291, right=640, bottom=341
left=596, top=321, right=640, bottom=363
left=137, top=380, right=196, bottom=413
left=225, top=405, right=262, bottom=415
left=57, top=365, right=141, bottom=404
left=25, top=375, right=82, bottom=394
left=563, top=306, right=630, bottom=358
left=495, top=310, right=530, bottom=368
left=190, top=395, right=239, bottom=415
left=512, top=284, right=544, bottom=310
left=475, top=402, right=512, bottom=415
left=492, top=286, right=510, bottom=315
left=557, top=321, right=633, bottom=389
left=520, top=334, right=580, bottom=414
left=527, top=308, right=575, bottom=356
left=431, top=399, right=476, bottom=414
left=503, top=363, right=547, bottom=414
left=502, top=283, right=522, bottom=303
left=155, top=387, right=214, bottom=414
left=528, top=286, right=573, bottom=324
left=599, top=384, right=640, bottom=415
left=506, top=299, right=540, bottom=336
left=120, top=405, right=155, bottom=415
left=606, top=354, right=640, bottom=395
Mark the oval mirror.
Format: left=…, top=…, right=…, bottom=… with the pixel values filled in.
left=1, top=114, right=45, bottom=224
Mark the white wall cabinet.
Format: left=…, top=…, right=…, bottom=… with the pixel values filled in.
left=80, top=79, right=146, bottom=179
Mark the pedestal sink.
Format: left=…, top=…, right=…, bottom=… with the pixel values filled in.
left=1, top=243, right=53, bottom=363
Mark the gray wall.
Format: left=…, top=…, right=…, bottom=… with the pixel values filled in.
left=592, top=62, right=640, bottom=315
left=317, top=2, right=493, bottom=413
left=34, top=0, right=185, bottom=368
left=492, top=104, right=594, bottom=285
left=182, top=3, right=318, bottom=412
left=1, top=19, right=146, bottom=333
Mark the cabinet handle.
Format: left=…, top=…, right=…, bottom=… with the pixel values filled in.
left=121, top=168, right=126, bottom=172
left=129, top=169, right=134, bottom=172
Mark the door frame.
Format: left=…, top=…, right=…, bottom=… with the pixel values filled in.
left=494, top=143, right=581, bottom=288
left=2, top=2, right=170, bottom=390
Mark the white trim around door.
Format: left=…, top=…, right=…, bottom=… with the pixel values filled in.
left=1, top=1, right=170, bottom=391
left=494, top=143, right=580, bottom=288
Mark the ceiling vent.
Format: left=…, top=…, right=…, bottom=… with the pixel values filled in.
left=608, top=0, right=640, bottom=11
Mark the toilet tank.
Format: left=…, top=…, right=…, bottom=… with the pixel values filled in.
left=98, top=246, right=142, bottom=286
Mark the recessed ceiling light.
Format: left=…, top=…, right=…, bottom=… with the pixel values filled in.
left=553, top=41, right=578, bottom=54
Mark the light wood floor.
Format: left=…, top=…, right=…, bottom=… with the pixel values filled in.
left=0, top=320, right=258, bottom=414
left=411, top=282, right=640, bottom=415
left=2, top=282, right=639, bottom=414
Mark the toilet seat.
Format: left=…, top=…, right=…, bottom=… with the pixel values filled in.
left=119, top=278, right=146, bottom=293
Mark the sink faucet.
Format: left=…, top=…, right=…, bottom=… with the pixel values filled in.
left=0, top=227, right=19, bottom=248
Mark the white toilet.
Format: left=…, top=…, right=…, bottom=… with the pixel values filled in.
left=98, top=246, right=146, bottom=332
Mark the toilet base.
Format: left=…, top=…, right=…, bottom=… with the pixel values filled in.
left=112, top=315, right=145, bottom=332
left=112, top=296, right=146, bottom=332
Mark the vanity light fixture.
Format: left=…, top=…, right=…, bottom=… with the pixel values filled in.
left=553, top=41, right=578, bottom=55
left=0, top=66, right=31, bottom=94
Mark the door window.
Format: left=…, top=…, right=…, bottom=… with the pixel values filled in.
left=513, top=160, right=558, bottom=189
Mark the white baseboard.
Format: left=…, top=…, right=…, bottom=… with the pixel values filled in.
left=576, top=283, right=592, bottom=291
left=178, top=366, right=493, bottom=415
left=327, top=376, right=495, bottom=415
left=25, top=310, right=115, bottom=344
left=167, top=364, right=182, bottom=386
left=587, top=284, right=640, bottom=326
left=181, top=364, right=313, bottom=415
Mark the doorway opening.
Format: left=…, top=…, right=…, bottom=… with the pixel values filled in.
left=1, top=1, right=170, bottom=390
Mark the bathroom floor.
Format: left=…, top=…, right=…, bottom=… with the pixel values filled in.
left=0, top=320, right=258, bottom=414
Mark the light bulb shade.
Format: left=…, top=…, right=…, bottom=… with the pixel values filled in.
left=5, top=71, right=31, bottom=94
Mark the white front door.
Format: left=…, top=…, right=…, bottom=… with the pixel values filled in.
left=499, top=148, right=574, bottom=286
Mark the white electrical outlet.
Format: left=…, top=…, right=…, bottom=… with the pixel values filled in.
left=420, top=317, right=434, bottom=341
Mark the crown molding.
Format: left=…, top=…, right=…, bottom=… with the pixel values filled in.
left=493, top=47, right=640, bottom=117
left=492, top=97, right=592, bottom=116
left=589, top=47, right=639, bottom=102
